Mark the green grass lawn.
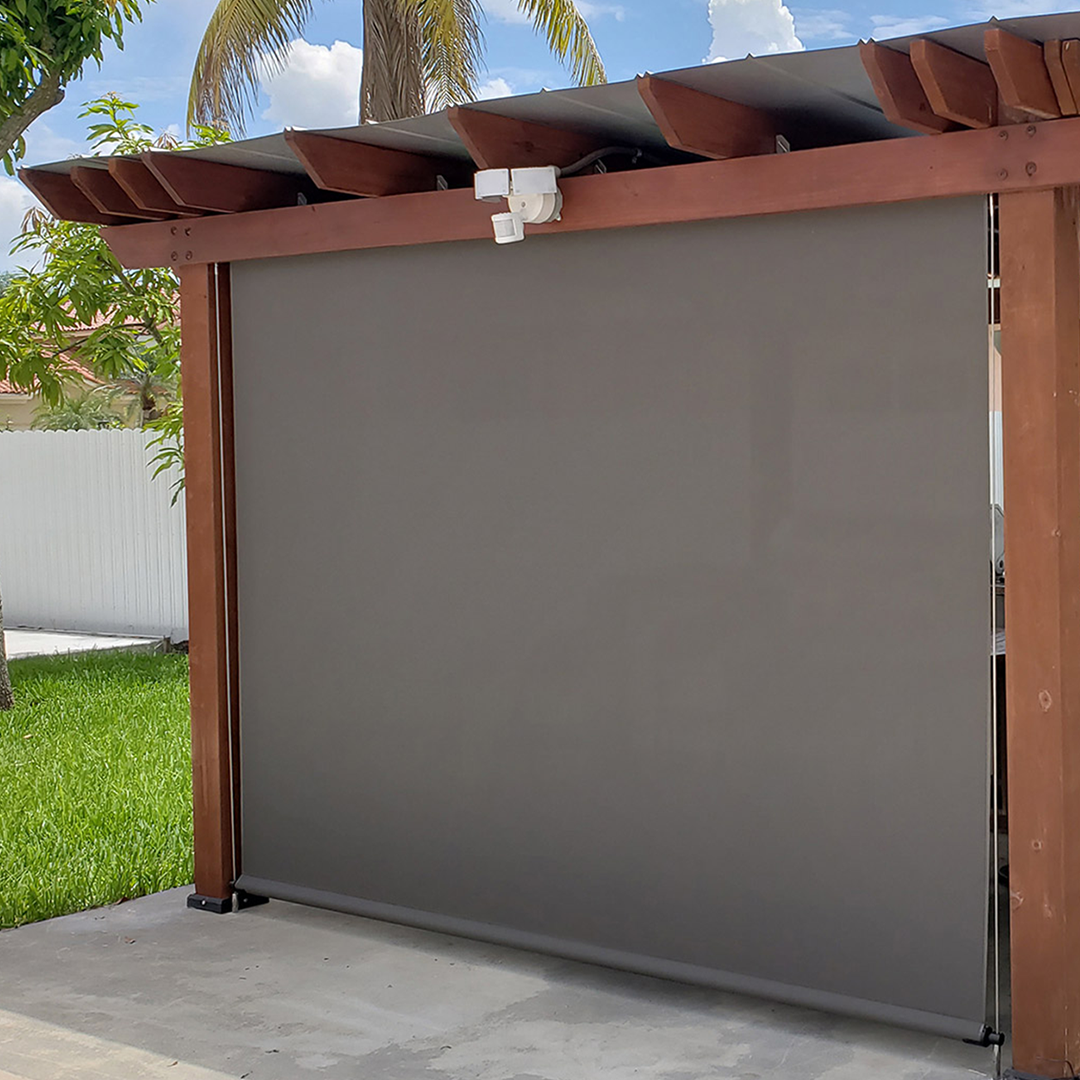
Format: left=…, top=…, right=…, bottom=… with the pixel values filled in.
left=0, top=649, right=193, bottom=929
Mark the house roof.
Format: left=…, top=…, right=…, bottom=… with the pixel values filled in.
left=0, top=355, right=100, bottom=396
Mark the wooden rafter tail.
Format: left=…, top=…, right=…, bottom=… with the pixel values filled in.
left=18, top=168, right=129, bottom=226
left=909, top=38, right=998, bottom=128
left=636, top=74, right=776, bottom=159
left=447, top=105, right=606, bottom=170
left=283, top=130, right=469, bottom=197
left=142, top=152, right=319, bottom=214
left=109, top=158, right=203, bottom=218
left=69, top=165, right=170, bottom=221
left=858, top=40, right=954, bottom=134
left=1042, top=41, right=1078, bottom=114
left=985, top=27, right=1061, bottom=119
left=1059, top=39, right=1080, bottom=112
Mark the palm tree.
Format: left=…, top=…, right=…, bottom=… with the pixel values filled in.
left=189, top=0, right=606, bottom=130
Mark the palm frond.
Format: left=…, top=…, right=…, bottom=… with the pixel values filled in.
left=514, top=0, right=605, bottom=86
left=400, top=0, right=484, bottom=112
left=188, top=0, right=313, bottom=133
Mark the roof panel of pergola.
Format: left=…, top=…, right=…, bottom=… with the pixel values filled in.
left=19, top=10, right=1080, bottom=227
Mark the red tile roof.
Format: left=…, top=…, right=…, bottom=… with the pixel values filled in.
left=0, top=354, right=101, bottom=395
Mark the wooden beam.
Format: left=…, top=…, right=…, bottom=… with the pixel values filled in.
left=1000, top=185, right=1080, bottom=1080
left=181, top=262, right=236, bottom=912
left=985, top=27, right=1061, bottom=120
left=143, top=152, right=316, bottom=214
left=104, top=117, right=1080, bottom=270
left=858, top=41, right=954, bottom=134
left=1043, top=40, right=1077, bottom=115
left=447, top=105, right=604, bottom=170
left=69, top=165, right=169, bottom=221
left=284, top=130, right=467, bottom=196
left=108, top=158, right=202, bottom=218
left=1060, top=39, right=1080, bottom=112
left=636, top=74, right=776, bottom=158
left=910, top=38, right=998, bottom=128
left=18, top=168, right=128, bottom=226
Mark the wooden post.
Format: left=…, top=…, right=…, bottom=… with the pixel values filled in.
left=1000, top=187, right=1080, bottom=1079
left=180, top=262, right=237, bottom=913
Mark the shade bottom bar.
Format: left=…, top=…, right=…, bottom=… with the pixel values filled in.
left=234, top=873, right=989, bottom=1044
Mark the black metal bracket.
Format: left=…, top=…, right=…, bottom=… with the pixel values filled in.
left=187, top=892, right=233, bottom=914
left=964, top=1025, right=1006, bottom=1048
left=236, top=889, right=270, bottom=910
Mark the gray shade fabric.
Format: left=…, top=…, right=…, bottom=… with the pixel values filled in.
left=230, top=199, right=991, bottom=1039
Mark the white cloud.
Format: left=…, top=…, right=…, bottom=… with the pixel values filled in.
left=0, top=177, right=39, bottom=273
left=476, top=77, right=515, bottom=100
left=21, top=121, right=83, bottom=166
left=868, top=13, right=950, bottom=37
left=707, top=0, right=803, bottom=62
left=484, top=0, right=530, bottom=23
left=485, top=0, right=624, bottom=24
left=795, top=8, right=853, bottom=42
left=260, top=39, right=363, bottom=130
left=576, top=1, right=626, bottom=20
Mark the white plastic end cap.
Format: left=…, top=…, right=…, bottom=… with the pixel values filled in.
left=507, top=190, right=563, bottom=225
left=474, top=168, right=511, bottom=202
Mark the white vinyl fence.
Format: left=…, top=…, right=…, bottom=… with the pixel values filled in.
left=0, top=429, right=187, bottom=638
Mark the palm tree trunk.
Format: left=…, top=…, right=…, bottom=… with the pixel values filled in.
left=361, top=0, right=425, bottom=122
left=0, top=583, right=13, bottom=711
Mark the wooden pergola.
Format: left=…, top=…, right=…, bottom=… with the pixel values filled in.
left=19, top=16, right=1080, bottom=1078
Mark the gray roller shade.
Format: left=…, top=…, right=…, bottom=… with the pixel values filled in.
left=231, top=199, right=991, bottom=1039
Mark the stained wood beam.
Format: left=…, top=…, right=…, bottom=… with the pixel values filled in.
left=985, top=27, right=1061, bottom=120
left=447, top=105, right=605, bottom=170
left=108, top=158, right=202, bottom=218
left=103, top=116, right=1080, bottom=270
left=1000, top=185, right=1080, bottom=1080
left=69, top=165, right=169, bottom=221
left=910, top=38, right=998, bottom=129
left=18, top=168, right=128, bottom=226
left=181, top=261, right=237, bottom=912
left=284, top=130, right=467, bottom=196
left=1060, top=40, right=1080, bottom=111
left=142, top=152, right=317, bottom=214
left=636, top=74, right=776, bottom=158
left=1043, top=40, right=1078, bottom=115
left=859, top=41, right=954, bottom=134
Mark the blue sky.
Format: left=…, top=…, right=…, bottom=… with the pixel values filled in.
left=0, top=0, right=1069, bottom=268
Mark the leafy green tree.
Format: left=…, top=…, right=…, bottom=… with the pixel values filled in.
left=0, top=95, right=227, bottom=709
left=0, top=0, right=142, bottom=172
left=31, top=383, right=122, bottom=428
left=190, top=0, right=605, bottom=129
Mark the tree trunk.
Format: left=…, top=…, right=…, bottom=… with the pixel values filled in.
left=360, top=0, right=425, bottom=123
left=0, top=583, right=13, bottom=712
left=0, top=69, right=64, bottom=166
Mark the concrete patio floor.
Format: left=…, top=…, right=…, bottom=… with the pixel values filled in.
left=0, top=887, right=996, bottom=1080
left=4, top=628, right=161, bottom=659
